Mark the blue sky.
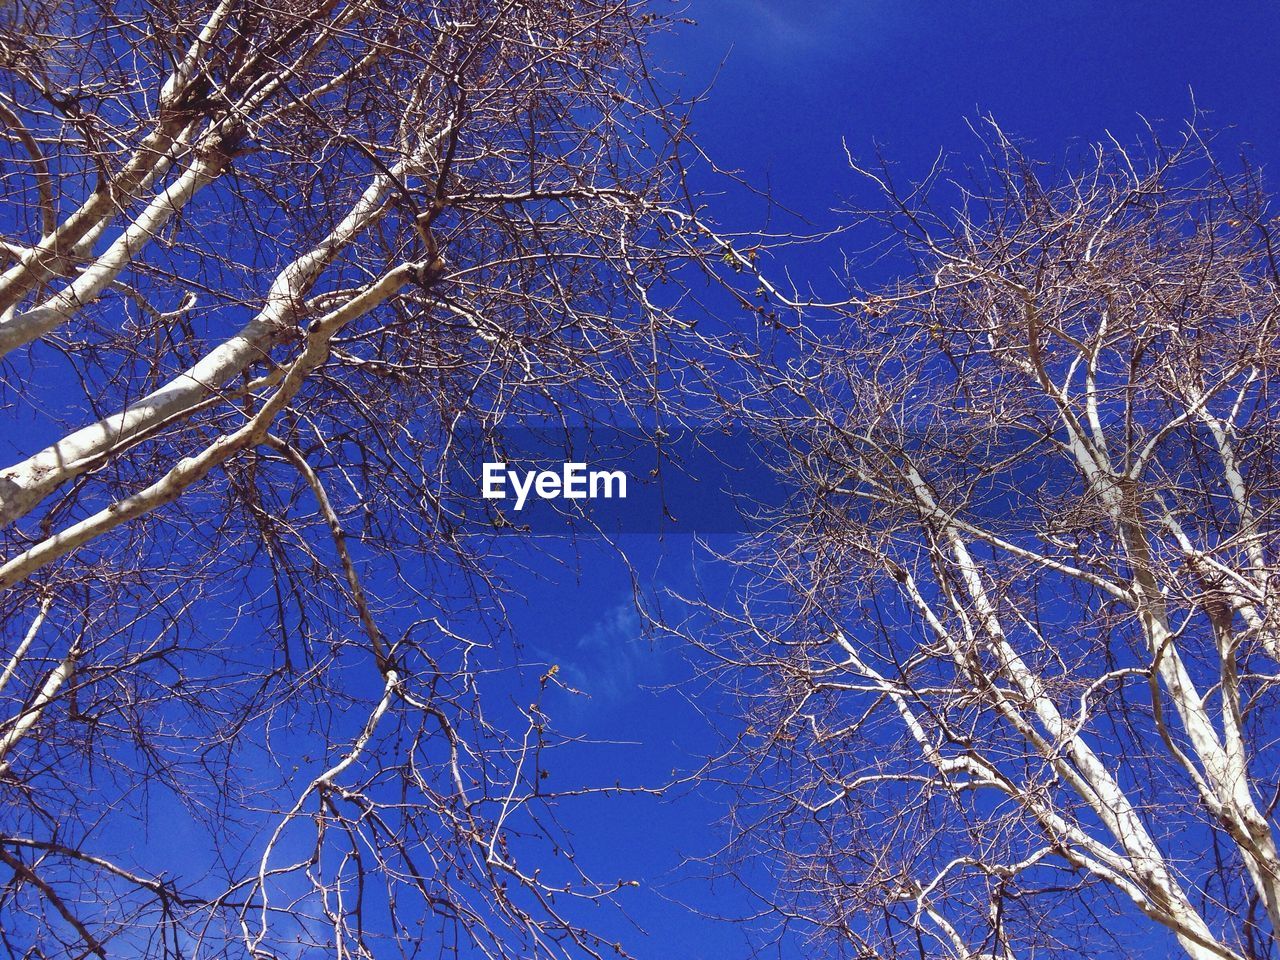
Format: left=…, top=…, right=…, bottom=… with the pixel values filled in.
left=5, top=5, right=1277, bottom=958
left=498, top=4, right=1280, bottom=958
left=661, top=2, right=1280, bottom=211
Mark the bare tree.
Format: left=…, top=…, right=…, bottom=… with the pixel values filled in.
left=0, top=2, right=747, bottom=957
left=717, top=124, right=1280, bottom=960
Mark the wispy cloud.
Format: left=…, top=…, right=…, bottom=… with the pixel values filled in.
left=549, top=601, right=669, bottom=708
left=740, top=0, right=824, bottom=46
left=716, top=0, right=852, bottom=54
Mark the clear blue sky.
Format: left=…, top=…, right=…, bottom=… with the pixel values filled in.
left=661, top=2, right=1280, bottom=216
left=504, top=5, right=1280, bottom=958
